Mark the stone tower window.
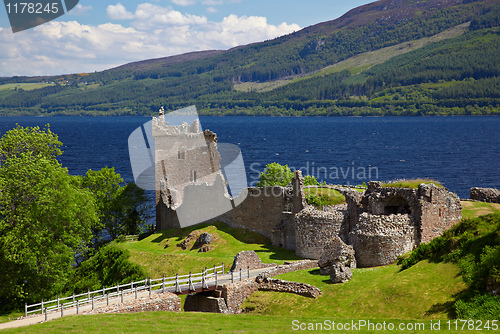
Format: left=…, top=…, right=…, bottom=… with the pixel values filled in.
left=191, top=170, right=197, bottom=182
left=178, top=151, right=185, bottom=160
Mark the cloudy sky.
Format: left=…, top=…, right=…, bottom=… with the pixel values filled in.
left=0, top=0, right=374, bottom=77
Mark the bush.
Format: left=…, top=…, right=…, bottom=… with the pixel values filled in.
left=68, top=244, right=147, bottom=293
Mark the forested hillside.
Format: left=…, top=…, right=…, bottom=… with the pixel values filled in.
left=1, top=0, right=500, bottom=116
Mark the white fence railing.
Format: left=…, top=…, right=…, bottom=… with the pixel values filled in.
left=25, top=263, right=226, bottom=318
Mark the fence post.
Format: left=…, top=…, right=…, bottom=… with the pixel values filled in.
left=222, top=262, right=224, bottom=274
left=61, top=303, right=63, bottom=318
left=213, top=264, right=216, bottom=278
left=131, top=279, right=133, bottom=290
left=25, top=303, right=27, bottom=317
left=215, top=267, right=218, bottom=287
left=102, top=286, right=105, bottom=296
left=117, top=283, right=120, bottom=294
left=247, top=266, right=250, bottom=279
left=162, top=275, right=165, bottom=293
left=121, top=290, right=124, bottom=303
left=45, top=307, right=48, bottom=321
left=106, top=293, right=109, bottom=306
left=77, top=299, right=79, bottom=315
left=92, top=296, right=94, bottom=310
left=240, top=268, right=242, bottom=281
left=189, top=272, right=195, bottom=291
left=149, top=277, right=152, bottom=297
left=135, top=286, right=138, bottom=299
left=175, top=273, right=181, bottom=294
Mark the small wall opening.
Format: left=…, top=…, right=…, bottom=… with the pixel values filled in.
left=382, top=195, right=411, bottom=215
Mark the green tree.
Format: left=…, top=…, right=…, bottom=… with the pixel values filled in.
left=0, top=152, right=98, bottom=307
left=257, top=162, right=293, bottom=187
left=82, top=167, right=149, bottom=249
left=68, top=244, right=146, bottom=293
left=304, top=174, right=320, bottom=186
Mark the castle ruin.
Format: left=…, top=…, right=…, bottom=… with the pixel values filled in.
left=155, top=118, right=462, bottom=267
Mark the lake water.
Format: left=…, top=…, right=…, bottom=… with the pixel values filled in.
left=0, top=116, right=498, bottom=199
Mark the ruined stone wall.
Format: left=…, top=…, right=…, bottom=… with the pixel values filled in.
left=214, top=187, right=287, bottom=239
left=229, top=250, right=276, bottom=272
left=271, top=213, right=296, bottom=250
left=83, top=292, right=181, bottom=315
left=255, top=277, right=321, bottom=298
left=259, top=260, right=319, bottom=277
left=220, top=279, right=258, bottom=314
left=295, top=206, right=345, bottom=259
left=349, top=212, right=414, bottom=267
left=470, top=187, right=500, bottom=204
left=418, top=184, right=462, bottom=243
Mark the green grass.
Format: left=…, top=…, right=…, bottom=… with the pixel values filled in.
left=242, top=261, right=465, bottom=320
left=304, top=187, right=347, bottom=206
left=0, top=261, right=471, bottom=333
left=0, top=313, right=480, bottom=333
left=114, top=222, right=301, bottom=278
left=382, top=178, right=443, bottom=189
left=461, top=201, right=500, bottom=219
left=0, top=83, right=55, bottom=92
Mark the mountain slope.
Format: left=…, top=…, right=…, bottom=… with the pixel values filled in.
left=0, top=0, right=499, bottom=116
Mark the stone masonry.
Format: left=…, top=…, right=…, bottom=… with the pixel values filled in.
left=155, top=121, right=463, bottom=268
left=470, top=187, right=500, bottom=204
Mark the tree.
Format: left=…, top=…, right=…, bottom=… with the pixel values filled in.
left=67, top=245, right=146, bottom=293
left=82, top=167, right=150, bottom=250
left=0, top=124, right=62, bottom=163
left=0, top=152, right=98, bottom=307
left=257, top=162, right=293, bottom=187
left=304, top=175, right=320, bottom=186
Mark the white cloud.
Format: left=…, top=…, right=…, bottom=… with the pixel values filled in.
left=69, top=4, right=93, bottom=16
left=106, top=3, right=135, bottom=20
left=171, top=0, right=197, bottom=5
left=0, top=3, right=301, bottom=76
left=206, top=6, right=218, bottom=13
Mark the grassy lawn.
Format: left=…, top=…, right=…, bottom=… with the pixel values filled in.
left=114, top=222, right=301, bottom=278
left=242, top=261, right=465, bottom=320
left=461, top=201, right=500, bottom=219
left=382, top=178, right=443, bottom=189
left=0, top=261, right=471, bottom=333
left=0, top=83, right=55, bottom=92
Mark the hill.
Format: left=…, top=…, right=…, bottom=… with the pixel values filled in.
left=1, top=0, right=500, bottom=116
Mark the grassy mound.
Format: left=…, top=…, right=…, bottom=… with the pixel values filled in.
left=399, top=213, right=500, bottom=319
left=304, top=187, right=346, bottom=207
left=114, top=222, right=300, bottom=278
left=382, top=178, right=443, bottom=189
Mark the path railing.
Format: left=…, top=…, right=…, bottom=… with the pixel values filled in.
left=25, top=263, right=225, bottom=318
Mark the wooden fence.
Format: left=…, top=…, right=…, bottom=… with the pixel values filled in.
left=25, top=263, right=226, bottom=318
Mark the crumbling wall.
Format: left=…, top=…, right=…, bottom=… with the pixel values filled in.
left=83, top=292, right=181, bottom=315
left=215, top=187, right=286, bottom=239
left=220, top=279, right=259, bottom=314
left=470, top=187, right=500, bottom=204
left=418, top=184, right=462, bottom=243
left=349, top=212, right=414, bottom=267
left=295, top=206, right=345, bottom=259
left=230, top=250, right=276, bottom=272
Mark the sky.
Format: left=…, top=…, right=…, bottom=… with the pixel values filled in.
left=0, top=0, right=375, bottom=77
